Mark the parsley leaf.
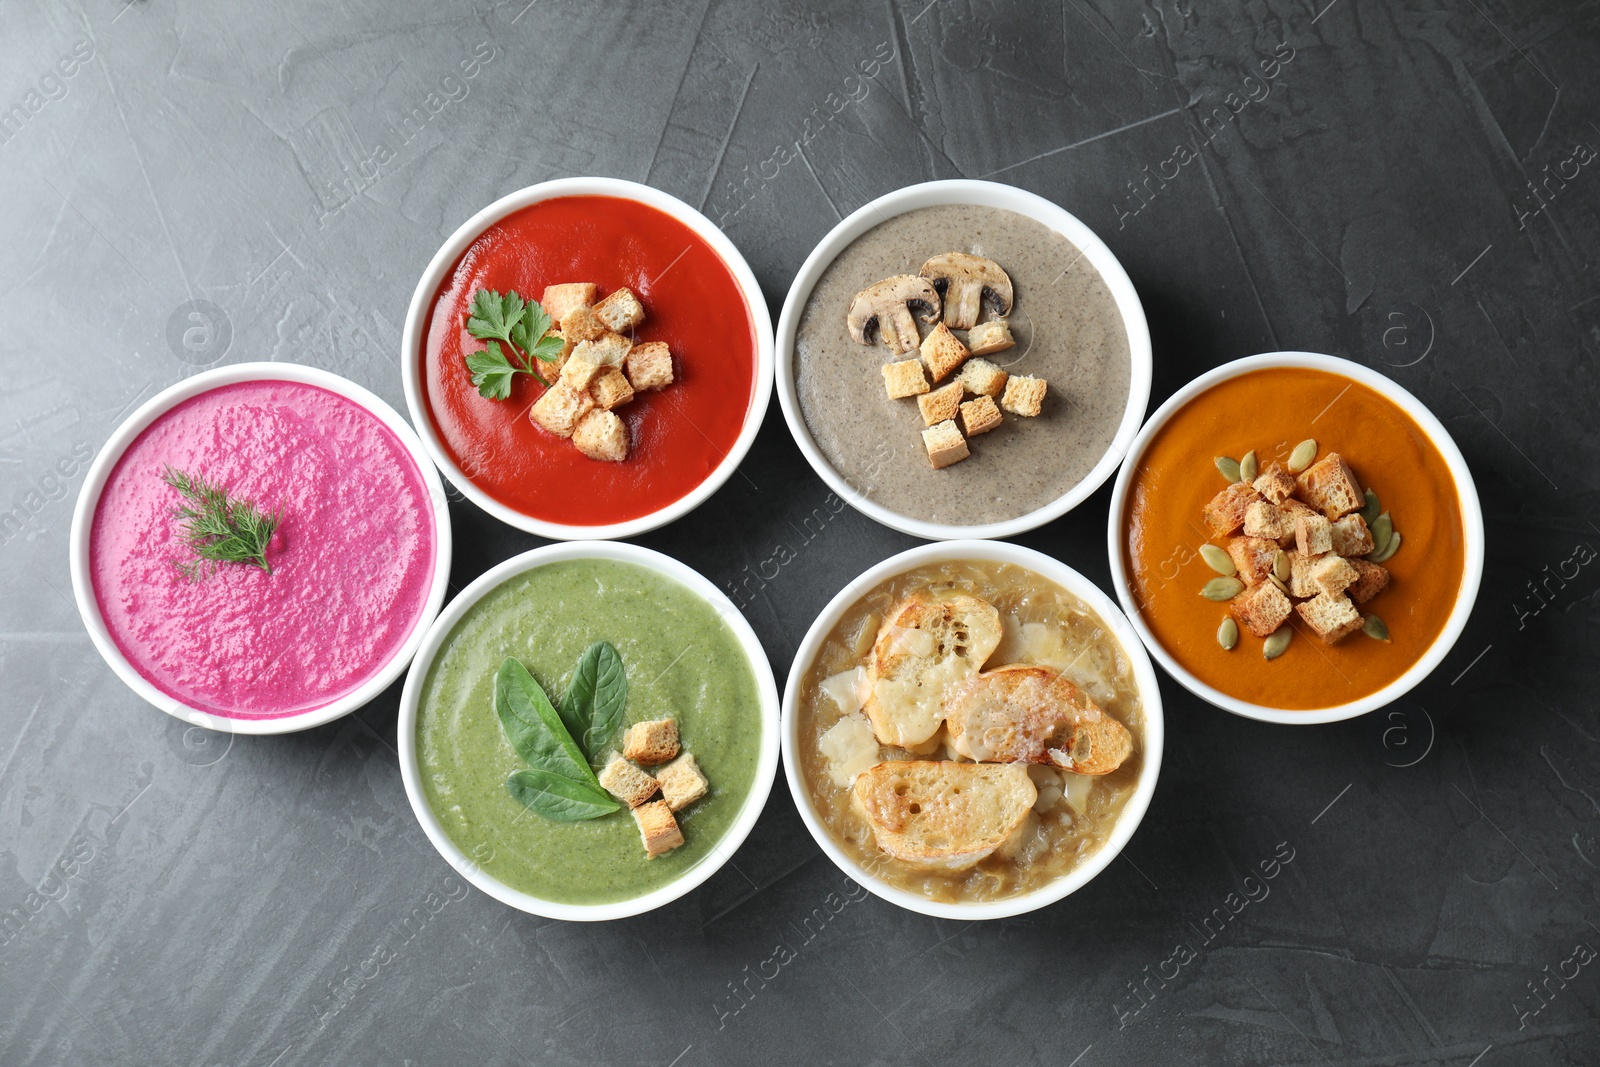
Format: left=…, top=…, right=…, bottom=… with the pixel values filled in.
left=530, top=333, right=568, bottom=363
left=465, top=340, right=519, bottom=400
left=462, top=288, right=560, bottom=397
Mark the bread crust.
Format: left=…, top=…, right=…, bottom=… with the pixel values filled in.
left=1231, top=580, right=1292, bottom=638
left=1203, top=482, right=1264, bottom=537
left=625, top=341, right=674, bottom=392
left=851, top=761, right=1034, bottom=871
left=1296, top=453, right=1364, bottom=519
left=861, top=591, right=1002, bottom=747
left=944, top=664, right=1133, bottom=775
left=623, top=719, right=680, bottom=765
left=633, top=800, right=684, bottom=857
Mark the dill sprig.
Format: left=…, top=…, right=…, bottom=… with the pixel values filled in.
left=162, top=466, right=283, bottom=581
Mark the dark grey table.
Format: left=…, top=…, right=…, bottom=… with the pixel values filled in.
left=4, top=1, right=1597, bottom=1064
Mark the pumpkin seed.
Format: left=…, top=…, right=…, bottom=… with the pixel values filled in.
left=1287, top=438, right=1318, bottom=473
left=1200, top=577, right=1245, bottom=601
left=1360, top=487, right=1381, bottom=525
left=1369, top=530, right=1402, bottom=564
left=1263, top=627, right=1292, bottom=660
left=1273, top=550, right=1291, bottom=583
left=1217, top=617, right=1239, bottom=650
left=1362, top=614, right=1390, bottom=642
left=1369, top=511, right=1394, bottom=556
left=1240, top=449, right=1259, bottom=484
left=1269, top=574, right=1290, bottom=595
left=1200, top=543, right=1236, bottom=575
left=1215, top=455, right=1241, bottom=483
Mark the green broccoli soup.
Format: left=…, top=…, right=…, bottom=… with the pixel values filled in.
left=416, top=559, right=762, bottom=905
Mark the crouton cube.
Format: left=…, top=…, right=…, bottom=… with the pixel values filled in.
left=1346, top=558, right=1390, bottom=604
left=1296, top=453, right=1365, bottom=519
left=1288, top=551, right=1320, bottom=598
left=589, top=366, right=635, bottom=411
left=1231, top=580, right=1294, bottom=638
left=1252, top=463, right=1296, bottom=505
left=1295, top=592, right=1363, bottom=644
left=633, top=800, right=684, bottom=858
left=572, top=409, right=629, bottom=462
left=920, top=323, right=970, bottom=382
left=1331, top=514, right=1376, bottom=557
left=598, top=755, right=658, bottom=808
left=575, top=331, right=632, bottom=368
left=560, top=305, right=608, bottom=343
left=957, top=357, right=1009, bottom=398
left=1244, top=500, right=1292, bottom=541
left=1001, top=375, right=1047, bottom=417
left=559, top=353, right=601, bottom=391
left=623, top=719, right=680, bottom=766
left=1226, top=535, right=1280, bottom=585
left=529, top=384, right=594, bottom=439
left=1310, top=554, right=1358, bottom=597
left=546, top=330, right=576, bottom=378
left=921, top=419, right=969, bottom=469
left=1294, top=513, right=1334, bottom=557
left=1203, top=483, right=1265, bottom=537
left=960, top=395, right=1002, bottom=436
left=882, top=358, right=930, bottom=399
left=966, top=319, right=1015, bottom=356
left=917, top=381, right=964, bottom=426
left=541, top=283, right=597, bottom=323
left=656, top=753, right=708, bottom=812
left=625, top=342, right=674, bottom=392
left=1275, top=499, right=1317, bottom=547
left=593, top=287, right=646, bottom=333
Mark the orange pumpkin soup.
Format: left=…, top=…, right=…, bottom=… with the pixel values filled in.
left=1123, top=367, right=1465, bottom=710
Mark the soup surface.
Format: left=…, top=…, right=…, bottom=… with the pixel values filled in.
left=796, top=561, right=1144, bottom=903
left=1123, top=367, right=1466, bottom=709
left=793, top=203, right=1132, bottom=526
left=416, top=559, right=762, bottom=905
left=421, top=195, right=757, bottom=527
left=90, top=380, right=438, bottom=718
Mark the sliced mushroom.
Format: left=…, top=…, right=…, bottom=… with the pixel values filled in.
left=846, top=275, right=942, bottom=355
left=919, top=253, right=1013, bottom=330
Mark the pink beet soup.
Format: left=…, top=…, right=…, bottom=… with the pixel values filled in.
left=90, top=380, right=438, bottom=719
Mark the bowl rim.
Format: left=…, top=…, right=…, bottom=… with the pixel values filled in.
left=396, top=540, right=781, bottom=922
left=68, top=362, right=454, bottom=736
left=400, top=176, right=775, bottom=541
left=773, top=178, right=1152, bottom=541
left=779, top=539, right=1165, bottom=920
left=1105, top=351, right=1486, bottom=724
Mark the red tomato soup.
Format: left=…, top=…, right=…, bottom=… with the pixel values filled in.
left=422, top=196, right=757, bottom=526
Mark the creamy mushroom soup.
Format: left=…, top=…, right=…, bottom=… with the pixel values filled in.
left=793, top=204, right=1132, bottom=527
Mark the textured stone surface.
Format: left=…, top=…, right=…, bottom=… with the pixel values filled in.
left=3, top=1, right=1598, bottom=1063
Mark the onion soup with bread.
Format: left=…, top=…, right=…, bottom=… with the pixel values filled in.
left=795, top=560, right=1145, bottom=903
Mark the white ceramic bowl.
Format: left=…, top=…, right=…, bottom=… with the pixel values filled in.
left=775, top=179, right=1152, bottom=541
left=401, top=177, right=774, bottom=540
left=397, top=541, right=781, bottom=921
left=1106, top=352, right=1486, bottom=725
left=69, top=362, right=453, bottom=736
left=781, top=540, right=1164, bottom=920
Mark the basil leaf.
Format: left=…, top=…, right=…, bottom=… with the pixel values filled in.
left=494, top=658, right=596, bottom=786
left=560, top=641, right=628, bottom=758
left=506, top=769, right=618, bottom=821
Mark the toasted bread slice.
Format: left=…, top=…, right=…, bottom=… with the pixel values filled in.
left=851, top=761, right=1035, bottom=871
left=861, top=591, right=1002, bottom=747
left=944, top=664, right=1133, bottom=775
